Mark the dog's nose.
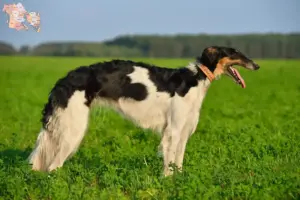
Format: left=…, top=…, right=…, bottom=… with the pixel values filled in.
left=253, top=63, right=260, bottom=70
left=245, top=62, right=260, bottom=70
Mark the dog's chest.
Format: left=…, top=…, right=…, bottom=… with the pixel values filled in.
left=182, top=79, right=210, bottom=111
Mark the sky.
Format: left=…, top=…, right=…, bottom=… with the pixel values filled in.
left=1, top=0, right=299, bottom=48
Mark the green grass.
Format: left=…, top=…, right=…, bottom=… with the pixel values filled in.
left=0, top=56, right=299, bottom=200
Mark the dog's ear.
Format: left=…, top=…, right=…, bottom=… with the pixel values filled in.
left=198, top=47, right=221, bottom=71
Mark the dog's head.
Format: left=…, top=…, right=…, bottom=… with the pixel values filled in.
left=197, top=46, right=260, bottom=88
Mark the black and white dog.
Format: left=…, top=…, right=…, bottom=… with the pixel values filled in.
left=28, top=46, right=260, bottom=176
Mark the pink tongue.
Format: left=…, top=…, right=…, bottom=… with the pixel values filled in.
left=232, top=68, right=246, bottom=88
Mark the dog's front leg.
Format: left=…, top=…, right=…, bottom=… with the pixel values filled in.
left=165, top=128, right=182, bottom=176
left=160, top=126, right=182, bottom=176
left=159, top=127, right=172, bottom=176
left=175, top=112, right=200, bottom=170
left=174, top=126, right=190, bottom=171
left=162, top=100, right=188, bottom=176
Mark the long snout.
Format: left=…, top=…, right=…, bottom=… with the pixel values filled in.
left=245, top=61, right=260, bottom=71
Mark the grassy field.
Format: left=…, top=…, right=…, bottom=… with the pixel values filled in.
left=0, top=56, right=299, bottom=200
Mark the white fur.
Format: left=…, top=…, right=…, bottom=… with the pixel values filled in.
left=29, top=64, right=211, bottom=176
left=29, top=91, right=89, bottom=171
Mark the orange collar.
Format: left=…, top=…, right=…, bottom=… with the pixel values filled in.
left=198, top=64, right=215, bottom=82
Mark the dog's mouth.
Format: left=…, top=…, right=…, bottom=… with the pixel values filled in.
left=227, top=66, right=246, bottom=88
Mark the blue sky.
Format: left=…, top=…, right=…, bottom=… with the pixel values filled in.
left=1, top=0, right=299, bottom=48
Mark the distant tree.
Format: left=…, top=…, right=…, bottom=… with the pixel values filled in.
left=19, top=45, right=30, bottom=55
left=0, top=42, right=16, bottom=55
left=27, top=33, right=300, bottom=58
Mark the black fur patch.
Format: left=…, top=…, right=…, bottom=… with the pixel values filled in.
left=41, top=66, right=91, bottom=128
left=41, top=59, right=205, bottom=128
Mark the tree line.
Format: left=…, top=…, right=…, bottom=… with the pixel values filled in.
left=1, top=33, right=299, bottom=58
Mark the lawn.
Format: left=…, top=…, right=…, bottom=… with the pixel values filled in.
left=0, top=56, right=299, bottom=200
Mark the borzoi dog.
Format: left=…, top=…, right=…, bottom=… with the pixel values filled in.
left=28, top=46, right=260, bottom=176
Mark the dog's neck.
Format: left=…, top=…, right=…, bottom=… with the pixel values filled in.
left=186, top=62, right=215, bottom=83
left=198, top=64, right=215, bottom=82
left=185, top=62, right=212, bottom=93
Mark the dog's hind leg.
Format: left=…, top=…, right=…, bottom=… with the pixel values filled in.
left=29, top=91, right=90, bottom=172
left=28, top=128, right=55, bottom=171
left=47, top=91, right=90, bottom=171
left=29, top=66, right=94, bottom=172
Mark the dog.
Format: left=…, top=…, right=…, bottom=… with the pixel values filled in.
left=28, top=46, right=260, bottom=176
